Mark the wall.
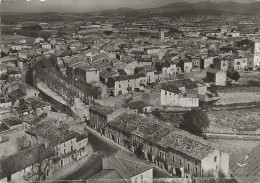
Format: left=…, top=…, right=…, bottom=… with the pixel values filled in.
left=201, top=149, right=220, bottom=177
left=215, top=72, right=226, bottom=86
left=86, top=70, right=100, bottom=83
left=130, top=169, right=153, bottom=183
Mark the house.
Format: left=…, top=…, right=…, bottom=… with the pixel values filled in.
left=137, top=58, right=153, bottom=67
left=0, top=145, right=54, bottom=183
left=253, top=42, right=260, bottom=69
left=125, top=101, right=152, bottom=114
left=105, top=113, right=230, bottom=178
left=179, top=58, right=192, bottom=73
left=134, top=66, right=158, bottom=85
left=107, top=74, right=147, bottom=96
left=231, top=57, right=248, bottom=71
left=88, top=103, right=128, bottom=136
left=41, top=42, right=52, bottom=50
left=89, top=150, right=154, bottom=183
left=212, top=58, right=229, bottom=72
left=160, top=79, right=199, bottom=107
left=26, top=120, right=89, bottom=169
left=206, top=68, right=227, bottom=86
left=23, top=97, right=52, bottom=116
left=202, top=57, right=215, bottom=69
left=162, top=59, right=182, bottom=76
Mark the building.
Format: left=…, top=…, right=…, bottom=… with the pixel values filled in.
left=159, top=29, right=165, bottom=40
left=88, top=103, right=129, bottom=136
left=107, top=74, right=146, bottom=96
left=160, top=79, right=199, bottom=108
left=179, top=59, right=193, bottom=73
left=103, top=113, right=229, bottom=178
left=212, top=58, right=229, bottom=72
left=25, top=120, right=89, bottom=169
left=0, top=145, right=53, bottom=183
left=89, top=150, right=154, bottom=183
left=253, top=42, right=260, bottom=70
left=206, top=68, right=227, bottom=86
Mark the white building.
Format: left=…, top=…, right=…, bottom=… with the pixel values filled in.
left=253, top=42, right=260, bottom=70
left=160, top=79, right=199, bottom=107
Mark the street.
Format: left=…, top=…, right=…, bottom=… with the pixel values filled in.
left=60, top=131, right=119, bottom=181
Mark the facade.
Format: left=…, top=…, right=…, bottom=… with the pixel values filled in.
left=160, top=79, right=199, bottom=108
left=206, top=68, right=227, bottom=86
left=253, top=42, right=260, bottom=70
left=92, top=113, right=230, bottom=179
left=107, top=74, right=146, bottom=96
left=212, top=58, right=229, bottom=72
left=231, top=57, right=248, bottom=71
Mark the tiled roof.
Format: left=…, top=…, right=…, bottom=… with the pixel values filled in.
left=88, top=170, right=124, bottom=183
left=0, top=145, right=51, bottom=179
left=89, top=103, right=115, bottom=116
left=161, top=79, right=198, bottom=93
left=109, top=113, right=218, bottom=160
left=1, top=116, right=23, bottom=127
left=112, top=73, right=146, bottom=81
left=103, top=150, right=153, bottom=179
left=125, top=101, right=150, bottom=109
left=8, top=89, right=26, bottom=101
left=26, top=120, right=82, bottom=146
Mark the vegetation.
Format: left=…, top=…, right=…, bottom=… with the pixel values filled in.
left=227, top=69, right=240, bottom=81
left=180, top=109, right=210, bottom=137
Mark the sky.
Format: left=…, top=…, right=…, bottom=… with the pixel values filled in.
left=1, top=0, right=260, bottom=13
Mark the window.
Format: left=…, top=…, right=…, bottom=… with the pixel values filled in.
left=237, top=62, right=240, bottom=65
left=195, top=160, right=198, bottom=165
left=195, top=167, right=198, bottom=175
left=61, top=159, right=63, bottom=167
left=179, top=159, right=182, bottom=166
left=128, top=80, right=130, bottom=83
left=214, top=156, right=217, bottom=162
left=119, top=84, right=121, bottom=88
left=117, top=139, right=120, bottom=144
left=187, top=164, right=190, bottom=171
left=216, top=165, right=218, bottom=170
left=170, top=93, right=171, bottom=95
left=71, top=146, right=73, bottom=151
left=165, top=91, right=167, bottom=95
left=188, top=157, right=189, bottom=161
left=64, top=149, right=66, bottom=154
left=172, top=156, right=175, bottom=162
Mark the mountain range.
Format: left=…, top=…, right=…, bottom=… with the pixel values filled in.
left=98, top=1, right=260, bottom=17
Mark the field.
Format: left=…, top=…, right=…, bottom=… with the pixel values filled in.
left=238, top=71, right=260, bottom=85
left=213, top=86, right=260, bottom=105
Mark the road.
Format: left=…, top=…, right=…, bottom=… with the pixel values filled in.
left=61, top=131, right=119, bottom=181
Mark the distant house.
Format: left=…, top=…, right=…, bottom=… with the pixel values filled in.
left=179, top=58, right=192, bottom=73
left=134, top=66, right=159, bottom=85
left=41, top=42, right=52, bottom=50
left=162, top=59, right=182, bottom=76
left=89, top=150, right=154, bottom=183
left=137, top=58, right=153, bottom=67
left=206, top=68, right=227, bottom=86
left=160, top=79, right=199, bottom=107
left=231, top=57, right=248, bottom=71
left=125, top=101, right=152, bottom=114
left=107, top=74, right=147, bottom=96
left=212, top=58, right=229, bottom=72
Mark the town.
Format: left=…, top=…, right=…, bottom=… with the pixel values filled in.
left=1, top=1, right=260, bottom=183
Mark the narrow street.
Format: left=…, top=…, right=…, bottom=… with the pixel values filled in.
left=61, top=131, right=119, bottom=181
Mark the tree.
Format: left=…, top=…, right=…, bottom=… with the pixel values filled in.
left=179, top=109, right=210, bottom=137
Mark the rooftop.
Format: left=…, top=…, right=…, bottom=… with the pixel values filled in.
left=0, top=145, right=51, bottom=179
left=103, top=150, right=153, bottom=179
left=89, top=103, right=115, bottom=116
